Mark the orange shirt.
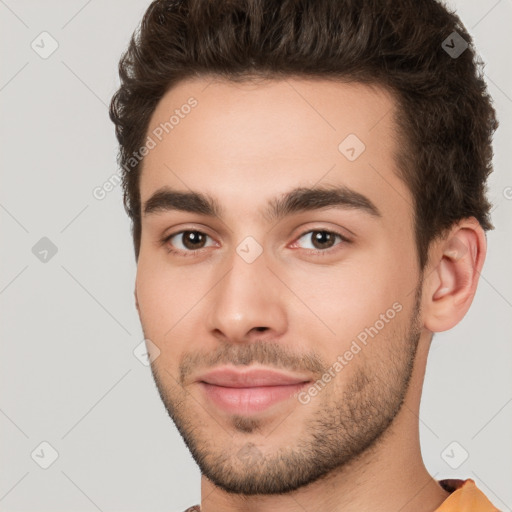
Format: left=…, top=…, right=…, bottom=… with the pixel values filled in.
left=435, top=478, right=500, bottom=511
left=183, top=478, right=501, bottom=511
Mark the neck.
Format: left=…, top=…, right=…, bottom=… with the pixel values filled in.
left=199, top=336, right=451, bottom=512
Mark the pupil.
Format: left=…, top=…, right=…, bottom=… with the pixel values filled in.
left=313, top=231, right=334, bottom=249
left=184, top=231, right=205, bottom=249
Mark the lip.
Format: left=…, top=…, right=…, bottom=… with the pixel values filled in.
left=196, top=366, right=312, bottom=387
left=196, top=366, right=312, bottom=415
left=199, top=381, right=310, bottom=415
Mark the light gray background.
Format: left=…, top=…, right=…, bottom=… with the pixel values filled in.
left=1, top=1, right=511, bottom=511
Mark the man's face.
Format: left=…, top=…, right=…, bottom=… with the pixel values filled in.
left=135, top=77, right=424, bottom=494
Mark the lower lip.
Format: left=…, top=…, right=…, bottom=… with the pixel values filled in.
left=199, top=381, right=309, bottom=415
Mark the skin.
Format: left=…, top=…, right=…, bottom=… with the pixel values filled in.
left=134, top=77, right=486, bottom=511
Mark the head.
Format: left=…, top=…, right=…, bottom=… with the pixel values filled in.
left=109, top=0, right=497, bottom=496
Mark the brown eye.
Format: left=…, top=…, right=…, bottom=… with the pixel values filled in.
left=165, top=230, right=215, bottom=255
left=310, top=231, right=337, bottom=250
left=294, top=229, right=349, bottom=254
left=180, top=231, right=207, bottom=250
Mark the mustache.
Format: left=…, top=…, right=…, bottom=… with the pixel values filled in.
left=179, top=340, right=327, bottom=384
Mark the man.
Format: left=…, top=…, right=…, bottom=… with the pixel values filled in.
left=109, top=0, right=501, bottom=510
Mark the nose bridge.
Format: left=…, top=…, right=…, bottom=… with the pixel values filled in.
left=206, top=242, right=287, bottom=341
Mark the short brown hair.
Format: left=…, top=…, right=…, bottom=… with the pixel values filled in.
left=109, top=0, right=498, bottom=270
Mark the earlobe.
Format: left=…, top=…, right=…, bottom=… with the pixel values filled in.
left=423, top=219, right=486, bottom=333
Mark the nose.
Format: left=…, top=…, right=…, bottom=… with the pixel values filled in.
left=205, top=248, right=288, bottom=344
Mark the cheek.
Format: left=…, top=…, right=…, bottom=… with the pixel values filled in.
left=286, top=246, right=413, bottom=357
left=135, top=263, right=187, bottom=373
left=135, top=257, right=179, bottom=334
left=304, top=259, right=394, bottom=309
left=135, top=253, right=216, bottom=345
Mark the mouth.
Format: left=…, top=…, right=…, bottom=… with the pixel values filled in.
left=196, top=366, right=312, bottom=415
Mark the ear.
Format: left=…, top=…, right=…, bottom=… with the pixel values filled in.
left=422, top=217, right=487, bottom=333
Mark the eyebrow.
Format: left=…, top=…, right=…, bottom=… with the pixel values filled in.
left=142, top=184, right=382, bottom=222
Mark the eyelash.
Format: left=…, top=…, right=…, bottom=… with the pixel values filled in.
left=160, top=229, right=351, bottom=258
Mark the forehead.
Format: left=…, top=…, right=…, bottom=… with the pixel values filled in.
left=139, top=77, right=413, bottom=228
